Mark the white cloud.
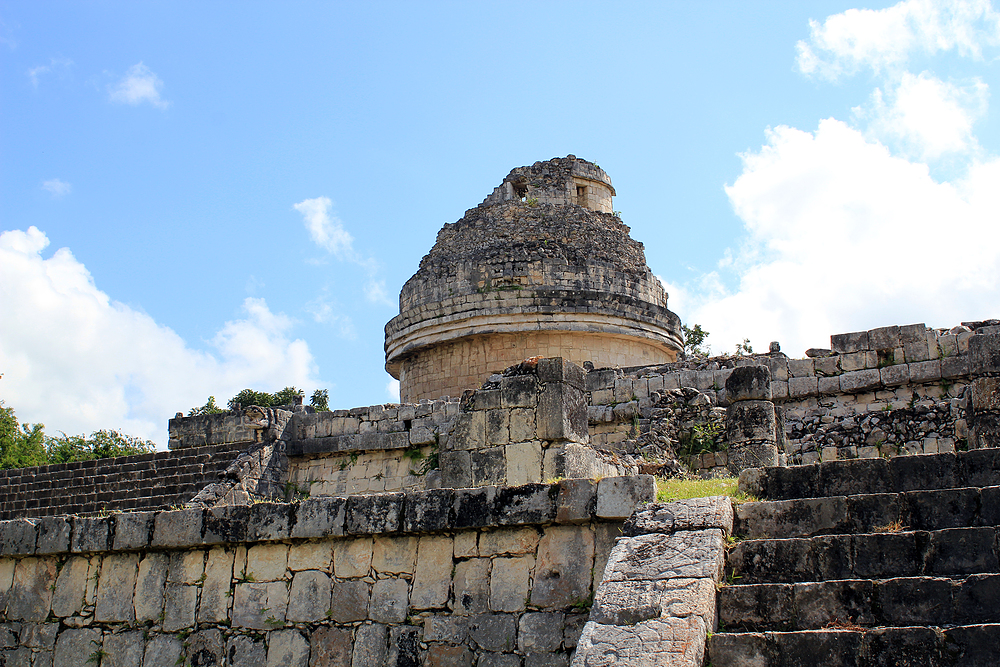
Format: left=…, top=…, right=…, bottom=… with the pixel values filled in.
left=364, top=279, right=393, bottom=305
left=857, top=71, right=987, bottom=159
left=41, top=178, right=72, bottom=198
left=108, top=62, right=169, bottom=109
left=293, top=196, right=354, bottom=258
left=0, top=227, right=319, bottom=446
left=27, top=57, right=73, bottom=88
left=797, top=0, right=1000, bottom=79
left=306, top=297, right=356, bottom=339
left=386, top=379, right=400, bottom=402
left=673, top=118, right=1000, bottom=358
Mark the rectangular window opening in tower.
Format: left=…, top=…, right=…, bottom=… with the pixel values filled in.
left=576, top=185, right=587, bottom=205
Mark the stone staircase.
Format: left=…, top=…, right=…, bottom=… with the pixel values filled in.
left=707, top=449, right=1000, bottom=667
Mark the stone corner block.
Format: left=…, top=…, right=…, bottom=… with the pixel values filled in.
left=596, top=475, right=655, bottom=520
left=622, top=496, right=734, bottom=537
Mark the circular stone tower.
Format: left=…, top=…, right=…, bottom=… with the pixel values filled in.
left=385, top=155, right=683, bottom=402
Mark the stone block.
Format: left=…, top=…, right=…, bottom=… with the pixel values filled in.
left=717, top=582, right=793, bottom=631
left=493, top=483, right=558, bottom=524
left=816, top=376, right=840, bottom=395
left=404, top=488, right=453, bottom=532
left=925, top=526, right=999, bottom=575
left=227, top=634, right=267, bottom=667
left=942, top=354, right=969, bottom=379
left=480, top=527, right=539, bottom=556
left=452, top=558, right=490, bottom=615
left=787, top=358, right=814, bottom=378
left=972, top=377, right=1000, bottom=411
left=151, top=509, right=202, bottom=548
left=266, top=629, right=310, bottom=667
left=555, top=478, right=596, bottom=524
left=410, top=535, right=452, bottom=610
left=725, top=366, right=771, bottom=401
left=509, top=408, right=536, bottom=442
left=71, top=517, right=109, bottom=553
left=531, top=526, right=594, bottom=609
left=143, top=635, right=184, bottom=667
left=840, top=369, right=882, bottom=393
left=345, top=492, right=403, bottom=534
left=232, top=581, right=287, bottom=629
left=877, top=576, right=954, bottom=626
left=604, top=530, right=725, bottom=582
left=869, top=325, right=900, bottom=351
left=596, top=476, right=654, bottom=519
left=286, top=570, right=331, bottom=622
left=487, top=409, right=510, bottom=445
left=248, top=502, right=292, bottom=541
left=970, top=334, right=1000, bottom=376
left=472, top=446, right=507, bottom=486
left=373, top=535, right=418, bottom=575
left=95, top=552, right=139, bottom=623
left=787, top=376, right=818, bottom=398
left=453, top=486, right=496, bottom=529
left=726, top=400, right=776, bottom=445
left=198, top=547, right=235, bottom=624
left=426, top=644, right=472, bottom=667
left=538, top=357, right=586, bottom=390
left=102, top=629, right=145, bottom=667
left=328, top=580, right=369, bottom=622
left=451, top=411, right=486, bottom=451
left=332, top=536, right=372, bottom=578
left=537, top=383, right=587, bottom=443
left=501, top=374, right=538, bottom=408
left=440, top=449, right=472, bottom=488
left=831, top=330, right=868, bottom=353
left=736, top=497, right=846, bottom=540
left=489, top=555, right=534, bottom=612
left=793, top=580, right=875, bottom=629
left=308, top=626, right=352, bottom=667
left=624, top=496, right=734, bottom=537
left=203, top=504, right=250, bottom=544
left=162, top=582, right=198, bottom=631
left=1, top=519, right=36, bottom=556
left=468, top=613, right=517, bottom=652
left=8, top=557, right=55, bottom=621
left=880, top=364, right=910, bottom=387
left=53, top=628, right=103, bottom=667
left=387, top=626, right=422, bottom=667
left=245, top=543, right=288, bottom=581
left=134, top=553, right=168, bottom=622
left=586, top=368, right=616, bottom=393
left=425, top=615, right=469, bottom=643
left=839, top=351, right=868, bottom=372
left=35, top=516, right=70, bottom=555
left=574, top=617, right=706, bottom=666
left=909, top=359, right=942, bottom=383
left=518, top=612, right=565, bottom=653
left=591, top=577, right=716, bottom=626
left=291, top=495, right=345, bottom=539
left=506, top=441, right=543, bottom=485
left=904, top=339, right=930, bottom=363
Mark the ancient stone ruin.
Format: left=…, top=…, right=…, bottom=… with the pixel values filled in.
left=1, top=157, right=999, bottom=666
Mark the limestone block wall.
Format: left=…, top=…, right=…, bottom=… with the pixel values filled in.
left=583, top=321, right=990, bottom=475
left=0, top=476, right=654, bottom=667
left=168, top=412, right=258, bottom=450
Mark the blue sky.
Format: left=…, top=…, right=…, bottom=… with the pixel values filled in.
left=3, top=1, right=1000, bottom=446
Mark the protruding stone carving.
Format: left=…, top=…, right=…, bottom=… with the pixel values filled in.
left=725, top=366, right=779, bottom=475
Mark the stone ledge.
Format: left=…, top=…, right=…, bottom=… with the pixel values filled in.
left=0, top=475, right=653, bottom=557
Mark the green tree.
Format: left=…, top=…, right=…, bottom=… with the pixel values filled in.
left=310, top=389, right=329, bottom=412
left=188, top=395, right=227, bottom=416
left=0, top=401, right=48, bottom=470
left=45, top=429, right=155, bottom=464
left=228, top=389, right=277, bottom=410
left=682, top=323, right=711, bottom=357
left=272, top=386, right=303, bottom=406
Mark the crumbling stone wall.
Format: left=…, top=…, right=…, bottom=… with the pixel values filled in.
left=0, top=476, right=654, bottom=666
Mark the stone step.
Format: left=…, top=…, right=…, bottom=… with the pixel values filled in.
left=735, top=486, right=1000, bottom=540
left=739, top=449, right=1000, bottom=502
left=718, top=575, right=1000, bottom=632
left=707, top=624, right=1000, bottom=667
left=727, top=526, right=1000, bottom=584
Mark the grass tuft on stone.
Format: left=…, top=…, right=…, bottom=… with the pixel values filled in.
left=655, top=477, right=748, bottom=502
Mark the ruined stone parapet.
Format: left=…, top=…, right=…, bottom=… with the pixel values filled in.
left=480, top=155, right=616, bottom=213
left=724, top=366, right=779, bottom=475
left=385, top=156, right=682, bottom=403
left=969, top=332, right=1000, bottom=449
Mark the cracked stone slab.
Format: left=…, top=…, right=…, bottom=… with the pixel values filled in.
left=591, top=577, right=716, bottom=628
left=572, top=616, right=706, bottom=667
left=602, top=530, right=726, bottom=583
left=622, top=497, right=733, bottom=537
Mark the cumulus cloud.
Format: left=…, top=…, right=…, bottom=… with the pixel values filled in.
left=306, top=296, right=356, bottom=339
left=0, top=227, right=320, bottom=446
left=797, top=0, right=1000, bottom=79
left=670, top=1, right=1000, bottom=358
left=386, top=379, right=400, bottom=402
left=27, top=57, right=73, bottom=88
left=294, top=196, right=354, bottom=258
left=673, top=119, right=1000, bottom=357
left=108, top=62, right=169, bottom=109
left=41, top=178, right=72, bottom=198
left=857, top=71, right=988, bottom=160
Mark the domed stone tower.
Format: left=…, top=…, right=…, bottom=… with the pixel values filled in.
left=385, top=155, right=683, bottom=402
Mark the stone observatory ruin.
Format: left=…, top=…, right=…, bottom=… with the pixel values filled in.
left=384, top=155, right=683, bottom=403
left=1, top=156, right=1000, bottom=666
